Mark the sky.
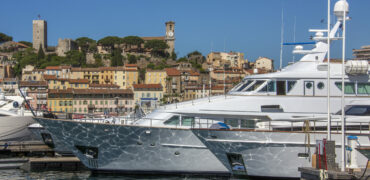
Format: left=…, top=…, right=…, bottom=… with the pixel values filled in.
left=1, top=0, right=370, bottom=68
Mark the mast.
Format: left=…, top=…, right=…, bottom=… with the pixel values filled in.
left=340, top=0, right=347, bottom=171
left=326, top=0, right=331, bottom=140
left=279, top=8, right=284, bottom=70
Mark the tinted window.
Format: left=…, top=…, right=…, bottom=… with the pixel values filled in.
left=236, top=80, right=253, bottom=91
left=164, top=116, right=180, bottom=125
left=346, top=106, right=370, bottom=116
left=246, top=81, right=265, bottom=92
left=182, top=117, right=194, bottom=126
left=357, top=83, right=370, bottom=95
left=335, top=82, right=355, bottom=94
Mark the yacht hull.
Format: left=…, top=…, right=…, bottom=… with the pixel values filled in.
left=34, top=117, right=229, bottom=175
left=0, top=116, right=36, bottom=141
left=193, top=129, right=370, bottom=178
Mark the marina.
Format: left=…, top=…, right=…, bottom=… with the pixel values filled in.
left=0, top=0, right=369, bottom=179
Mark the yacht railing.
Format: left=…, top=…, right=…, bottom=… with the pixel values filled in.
left=39, top=111, right=369, bottom=134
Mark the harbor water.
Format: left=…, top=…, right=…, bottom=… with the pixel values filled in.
left=0, top=169, right=246, bottom=180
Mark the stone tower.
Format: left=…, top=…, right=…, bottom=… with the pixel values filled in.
left=165, top=21, right=175, bottom=54
left=32, top=20, right=47, bottom=50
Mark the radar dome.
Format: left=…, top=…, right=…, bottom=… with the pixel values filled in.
left=294, top=45, right=303, bottom=50
left=334, top=0, right=349, bottom=20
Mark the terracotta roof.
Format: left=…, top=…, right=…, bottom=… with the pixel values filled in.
left=48, top=88, right=133, bottom=95
left=68, top=79, right=90, bottom=84
left=45, top=65, right=71, bottom=70
left=141, top=37, right=165, bottom=41
left=48, top=89, right=73, bottom=94
left=99, top=66, right=125, bottom=71
left=146, top=69, right=166, bottom=72
left=213, top=70, right=244, bottom=74
left=132, top=84, right=162, bottom=90
left=89, top=83, right=120, bottom=88
left=184, top=70, right=200, bottom=76
left=73, top=89, right=133, bottom=95
left=165, top=68, right=181, bottom=76
left=19, top=81, right=47, bottom=87
left=43, top=75, right=57, bottom=80
left=125, top=64, right=137, bottom=67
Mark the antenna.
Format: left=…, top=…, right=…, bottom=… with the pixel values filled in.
left=293, top=16, right=296, bottom=62
left=279, top=7, right=284, bottom=70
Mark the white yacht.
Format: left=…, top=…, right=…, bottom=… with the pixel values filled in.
left=0, top=93, right=36, bottom=141
left=34, top=0, right=369, bottom=178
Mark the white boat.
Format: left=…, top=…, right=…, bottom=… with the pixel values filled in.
left=0, top=93, right=36, bottom=141
left=33, top=0, right=369, bottom=178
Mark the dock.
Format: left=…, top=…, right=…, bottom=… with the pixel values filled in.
left=299, top=167, right=370, bottom=180
left=20, top=157, right=87, bottom=172
left=0, top=141, right=54, bottom=157
left=0, top=141, right=87, bottom=172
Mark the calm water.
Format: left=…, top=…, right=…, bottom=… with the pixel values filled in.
left=0, top=169, right=243, bottom=180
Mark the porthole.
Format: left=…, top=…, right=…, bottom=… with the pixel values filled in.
left=137, top=142, right=142, bottom=145
left=150, top=143, right=155, bottom=147
left=174, top=151, right=180, bottom=156
left=317, top=82, right=325, bottom=89
left=306, top=82, right=313, bottom=89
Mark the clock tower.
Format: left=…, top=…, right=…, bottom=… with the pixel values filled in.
left=165, top=21, right=175, bottom=54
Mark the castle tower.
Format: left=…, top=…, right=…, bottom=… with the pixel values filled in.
left=165, top=21, right=175, bottom=54
left=33, top=20, right=47, bottom=50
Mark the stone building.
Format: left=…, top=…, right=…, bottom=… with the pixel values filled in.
left=164, top=21, right=175, bottom=54
left=56, top=38, right=77, bottom=56
left=33, top=20, right=47, bottom=50
left=255, top=57, right=274, bottom=72
left=132, top=84, right=163, bottom=112
left=353, top=45, right=370, bottom=60
left=207, top=51, right=246, bottom=69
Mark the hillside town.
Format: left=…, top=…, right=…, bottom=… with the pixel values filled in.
left=0, top=19, right=368, bottom=115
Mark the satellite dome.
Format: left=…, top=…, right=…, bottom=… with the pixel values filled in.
left=334, top=0, right=349, bottom=20
left=315, top=32, right=324, bottom=37
left=295, top=45, right=303, bottom=50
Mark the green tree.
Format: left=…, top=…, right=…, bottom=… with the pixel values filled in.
left=187, top=51, right=202, bottom=58
left=97, top=36, right=123, bottom=47
left=147, top=62, right=155, bottom=69
left=122, top=36, right=144, bottom=46
left=138, top=68, right=146, bottom=83
left=65, top=50, right=86, bottom=67
left=0, top=33, right=12, bottom=43
left=18, top=41, right=32, bottom=47
left=93, top=54, right=104, bottom=67
left=171, top=51, right=177, bottom=60
left=144, top=40, right=169, bottom=57
left=37, top=45, right=45, bottom=59
left=75, top=37, right=96, bottom=53
left=127, top=54, right=137, bottom=64
left=111, top=48, right=123, bottom=67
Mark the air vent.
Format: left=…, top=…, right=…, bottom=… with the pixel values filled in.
left=261, top=105, right=284, bottom=112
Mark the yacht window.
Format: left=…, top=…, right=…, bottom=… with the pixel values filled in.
left=258, top=81, right=275, bottom=93
left=276, top=81, right=286, bottom=95
left=246, top=80, right=264, bottom=92
left=317, top=82, right=325, bottom=90
left=335, top=82, right=355, bottom=94
left=164, top=115, right=180, bottom=125
left=267, top=81, right=276, bottom=92
left=236, top=80, right=253, bottom=91
left=224, top=118, right=239, bottom=128
left=287, top=81, right=297, bottom=92
left=345, top=106, right=370, bottom=116
left=240, top=120, right=256, bottom=129
left=357, top=83, right=370, bottom=95
left=181, top=116, right=194, bottom=126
